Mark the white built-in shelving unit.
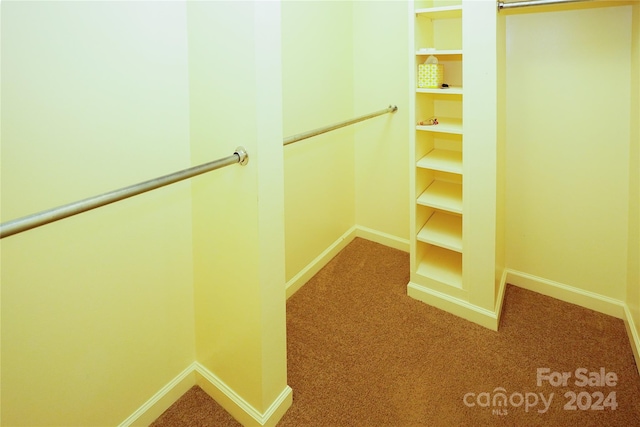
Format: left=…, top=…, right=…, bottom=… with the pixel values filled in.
left=408, top=0, right=506, bottom=330
left=411, top=1, right=464, bottom=289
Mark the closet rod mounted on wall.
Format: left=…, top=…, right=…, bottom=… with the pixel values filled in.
left=498, top=0, right=591, bottom=10
left=283, top=105, right=398, bottom=146
left=0, top=147, right=249, bottom=239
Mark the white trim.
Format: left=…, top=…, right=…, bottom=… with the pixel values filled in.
left=354, top=225, right=410, bottom=253
left=118, top=363, right=197, bottom=427
left=194, top=362, right=292, bottom=427
left=495, top=268, right=509, bottom=326
left=285, top=226, right=357, bottom=298
left=119, top=362, right=292, bottom=427
left=505, top=269, right=626, bottom=319
left=623, top=304, right=640, bottom=376
left=285, top=225, right=409, bottom=299
left=407, top=281, right=500, bottom=330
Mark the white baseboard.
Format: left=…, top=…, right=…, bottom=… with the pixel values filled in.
left=118, top=363, right=197, bottom=427
left=354, top=225, right=410, bottom=253
left=505, top=269, right=626, bottom=319
left=495, top=268, right=509, bottom=327
left=407, top=268, right=508, bottom=331
left=285, top=226, right=358, bottom=298
left=506, top=269, right=640, bottom=375
left=120, top=225, right=406, bottom=426
left=285, top=225, right=409, bottom=299
left=194, top=363, right=292, bottom=427
left=119, top=362, right=292, bottom=427
left=407, top=281, right=502, bottom=330
left=623, top=305, right=640, bottom=376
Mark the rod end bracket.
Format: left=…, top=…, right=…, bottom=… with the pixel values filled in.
left=235, top=146, right=249, bottom=166
left=390, top=105, right=398, bottom=113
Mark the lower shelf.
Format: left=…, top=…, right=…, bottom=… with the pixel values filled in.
left=416, top=245, right=462, bottom=289
left=417, top=211, right=462, bottom=253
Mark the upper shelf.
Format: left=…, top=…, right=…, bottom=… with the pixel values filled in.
left=415, top=5, right=462, bottom=19
left=416, top=49, right=463, bottom=56
left=417, top=86, right=463, bottom=95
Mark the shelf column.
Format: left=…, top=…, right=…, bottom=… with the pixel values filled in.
left=461, top=0, right=506, bottom=312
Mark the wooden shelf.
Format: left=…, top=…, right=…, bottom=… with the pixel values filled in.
left=416, top=180, right=462, bottom=214
left=416, top=245, right=462, bottom=288
left=417, top=86, right=463, bottom=95
left=416, top=117, right=462, bottom=135
left=415, top=5, right=462, bottom=19
left=417, top=149, right=462, bottom=174
left=416, top=49, right=463, bottom=56
left=417, top=212, right=462, bottom=253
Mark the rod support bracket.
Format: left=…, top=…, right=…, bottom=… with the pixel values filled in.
left=390, top=105, right=398, bottom=113
left=234, top=146, right=249, bottom=166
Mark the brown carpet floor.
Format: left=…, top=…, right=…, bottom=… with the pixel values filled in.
left=151, top=237, right=640, bottom=426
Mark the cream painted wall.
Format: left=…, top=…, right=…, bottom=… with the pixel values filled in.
left=627, top=2, right=640, bottom=349
left=187, top=1, right=289, bottom=417
left=1, top=2, right=195, bottom=425
left=282, top=1, right=356, bottom=281
left=505, top=5, right=632, bottom=300
left=283, top=0, right=411, bottom=285
left=353, top=1, right=411, bottom=244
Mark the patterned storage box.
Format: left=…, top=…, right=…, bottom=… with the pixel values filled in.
left=418, top=64, right=444, bottom=89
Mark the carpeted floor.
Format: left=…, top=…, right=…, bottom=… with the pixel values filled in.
left=151, top=237, right=640, bottom=426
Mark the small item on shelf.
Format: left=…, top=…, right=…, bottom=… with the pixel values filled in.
left=441, top=83, right=449, bottom=89
left=418, top=117, right=438, bottom=126
left=418, top=55, right=444, bottom=89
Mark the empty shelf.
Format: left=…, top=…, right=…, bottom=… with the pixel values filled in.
left=417, top=149, right=462, bottom=174
left=417, top=180, right=462, bottom=214
left=417, top=212, right=462, bottom=253
left=416, top=245, right=462, bottom=288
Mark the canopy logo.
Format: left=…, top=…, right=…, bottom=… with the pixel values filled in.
left=463, top=388, right=553, bottom=415
left=463, top=367, right=618, bottom=416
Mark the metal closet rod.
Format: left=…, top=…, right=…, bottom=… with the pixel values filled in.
left=1, top=104, right=399, bottom=239
left=498, top=0, right=591, bottom=10
left=283, top=105, right=398, bottom=146
left=0, top=147, right=249, bottom=239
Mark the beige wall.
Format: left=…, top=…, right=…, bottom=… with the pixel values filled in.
left=282, top=0, right=356, bottom=282
left=187, top=0, right=288, bottom=416
left=353, top=1, right=411, bottom=243
left=1, top=2, right=195, bottom=425
left=505, top=5, right=633, bottom=301
left=282, top=0, right=411, bottom=287
left=627, top=2, right=640, bottom=352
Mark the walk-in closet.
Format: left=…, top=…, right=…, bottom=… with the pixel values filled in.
left=1, top=0, right=639, bottom=425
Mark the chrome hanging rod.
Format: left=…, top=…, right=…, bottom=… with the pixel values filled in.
left=0, top=147, right=249, bottom=239
left=498, top=0, right=591, bottom=10
left=283, top=105, right=398, bottom=146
